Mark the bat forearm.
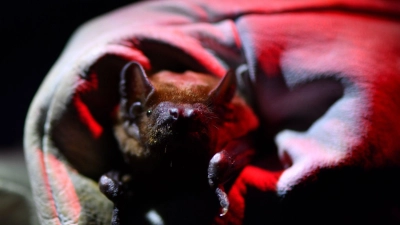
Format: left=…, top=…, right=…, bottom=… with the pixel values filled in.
left=208, top=136, right=256, bottom=188
left=208, top=135, right=256, bottom=215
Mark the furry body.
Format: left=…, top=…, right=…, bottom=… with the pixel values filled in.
left=99, top=62, right=258, bottom=224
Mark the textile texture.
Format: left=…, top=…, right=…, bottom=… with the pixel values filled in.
left=24, top=0, right=400, bottom=224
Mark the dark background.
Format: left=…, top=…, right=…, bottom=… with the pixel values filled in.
left=0, top=0, right=138, bottom=148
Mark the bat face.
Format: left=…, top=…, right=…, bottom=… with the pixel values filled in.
left=135, top=73, right=220, bottom=170
left=116, top=62, right=244, bottom=172
left=141, top=71, right=219, bottom=148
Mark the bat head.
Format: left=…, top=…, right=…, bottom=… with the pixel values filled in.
left=119, top=61, right=237, bottom=169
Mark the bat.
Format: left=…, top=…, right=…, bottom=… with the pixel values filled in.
left=99, top=61, right=259, bottom=224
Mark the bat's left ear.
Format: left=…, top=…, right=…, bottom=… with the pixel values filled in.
left=120, top=61, right=155, bottom=117
left=209, top=70, right=237, bottom=106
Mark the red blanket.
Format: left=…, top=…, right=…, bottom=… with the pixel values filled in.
left=24, top=0, right=400, bottom=224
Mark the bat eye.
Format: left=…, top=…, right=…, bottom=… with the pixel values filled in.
left=129, top=102, right=143, bottom=119
left=146, top=109, right=152, bottom=116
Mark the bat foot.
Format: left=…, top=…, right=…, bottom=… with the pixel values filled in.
left=99, top=170, right=133, bottom=203
left=99, top=171, right=136, bottom=225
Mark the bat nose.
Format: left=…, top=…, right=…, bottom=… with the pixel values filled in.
left=169, top=108, right=179, bottom=120
left=169, top=106, right=195, bottom=120
left=183, top=108, right=194, bottom=118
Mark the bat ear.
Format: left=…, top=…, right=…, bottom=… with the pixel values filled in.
left=120, top=61, right=154, bottom=116
left=209, top=69, right=237, bottom=106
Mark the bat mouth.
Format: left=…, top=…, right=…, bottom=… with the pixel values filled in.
left=156, top=114, right=209, bottom=140
left=166, top=151, right=208, bottom=170
left=147, top=119, right=210, bottom=158
left=173, top=121, right=207, bottom=137
left=156, top=125, right=211, bottom=171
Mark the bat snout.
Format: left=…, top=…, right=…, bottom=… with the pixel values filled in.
left=169, top=108, right=179, bottom=120
left=152, top=102, right=209, bottom=144
left=168, top=105, right=196, bottom=121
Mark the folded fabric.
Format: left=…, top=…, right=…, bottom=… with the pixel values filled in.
left=24, top=0, right=400, bottom=224
left=0, top=149, right=39, bottom=225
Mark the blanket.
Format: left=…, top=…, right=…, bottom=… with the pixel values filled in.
left=24, top=0, right=400, bottom=224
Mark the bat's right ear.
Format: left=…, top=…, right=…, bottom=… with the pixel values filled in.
left=120, top=61, right=154, bottom=117
left=208, top=69, right=237, bottom=106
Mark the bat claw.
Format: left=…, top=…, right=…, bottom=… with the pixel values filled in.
left=220, top=207, right=228, bottom=217
left=216, top=187, right=229, bottom=216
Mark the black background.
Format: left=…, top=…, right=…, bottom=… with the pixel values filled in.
left=0, top=0, right=138, bottom=147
